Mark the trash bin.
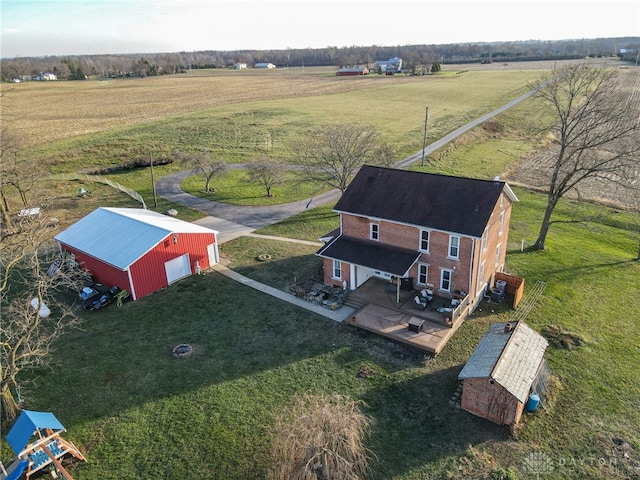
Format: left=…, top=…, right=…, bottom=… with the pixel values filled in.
left=526, top=393, right=540, bottom=412
left=401, top=277, right=414, bottom=291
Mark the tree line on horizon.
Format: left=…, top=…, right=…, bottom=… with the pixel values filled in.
left=1, top=36, right=638, bottom=81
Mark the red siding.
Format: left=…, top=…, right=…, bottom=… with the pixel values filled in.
left=129, top=232, right=215, bottom=300
left=60, top=231, right=216, bottom=301
left=60, top=245, right=132, bottom=294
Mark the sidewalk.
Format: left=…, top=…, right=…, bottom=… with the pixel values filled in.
left=211, top=264, right=355, bottom=323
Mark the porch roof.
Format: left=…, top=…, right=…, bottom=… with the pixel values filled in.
left=316, top=235, right=421, bottom=276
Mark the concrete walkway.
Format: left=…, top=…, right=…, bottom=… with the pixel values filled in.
left=211, top=263, right=355, bottom=322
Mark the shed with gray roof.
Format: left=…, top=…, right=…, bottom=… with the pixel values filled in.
left=458, top=321, right=548, bottom=425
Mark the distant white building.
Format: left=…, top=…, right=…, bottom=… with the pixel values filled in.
left=372, top=57, right=402, bottom=73
left=233, top=62, right=247, bottom=69
left=254, top=62, right=276, bottom=69
left=33, top=72, right=58, bottom=81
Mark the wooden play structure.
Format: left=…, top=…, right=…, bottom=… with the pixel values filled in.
left=2, top=410, right=86, bottom=480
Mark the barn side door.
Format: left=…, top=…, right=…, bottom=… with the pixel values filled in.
left=207, top=243, right=219, bottom=266
left=165, top=254, right=191, bottom=284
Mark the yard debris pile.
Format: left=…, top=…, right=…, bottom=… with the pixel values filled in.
left=542, top=324, right=588, bottom=351
left=294, top=283, right=349, bottom=310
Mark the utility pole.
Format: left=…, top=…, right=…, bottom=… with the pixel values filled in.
left=421, top=106, right=429, bottom=166
left=150, top=152, right=158, bottom=208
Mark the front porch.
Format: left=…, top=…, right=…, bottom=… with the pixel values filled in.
left=345, top=277, right=472, bottom=355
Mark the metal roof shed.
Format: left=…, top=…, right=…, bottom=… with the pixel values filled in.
left=54, top=207, right=219, bottom=301
left=458, top=321, right=548, bottom=425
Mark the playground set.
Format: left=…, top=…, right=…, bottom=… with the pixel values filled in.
left=1, top=410, right=85, bottom=480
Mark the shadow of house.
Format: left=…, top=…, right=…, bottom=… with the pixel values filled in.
left=360, top=365, right=511, bottom=479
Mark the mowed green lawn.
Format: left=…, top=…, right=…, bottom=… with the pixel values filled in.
left=4, top=185, right=638, bottom=480
left=2, top=67, right=639, bottom=479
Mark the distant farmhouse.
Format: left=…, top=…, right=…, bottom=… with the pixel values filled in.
left=254, top=62, right=276, bottom=69
left=233, top=62, right=247, bottom=69
left=32, top=72, right=57, bottom=81
left=372, top=57, right=402, bottom=74
left=336, top=67, right=369, bottom=76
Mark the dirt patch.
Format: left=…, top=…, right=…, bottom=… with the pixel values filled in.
left=542, top=325, right=588, bottom=351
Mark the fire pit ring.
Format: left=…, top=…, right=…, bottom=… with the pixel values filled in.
left=172, top=344, right=193, bottom=359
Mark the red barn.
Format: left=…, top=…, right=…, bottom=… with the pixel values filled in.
left=336, top=67, right=369, bottom=76
left=54, top=207, right=219, bottom=301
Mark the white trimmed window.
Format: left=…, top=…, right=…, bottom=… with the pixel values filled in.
left=481, top=227, right=489, bottom=252
left=440, top=269, right=453, bottom=292
left=477, top=260, right=486, bottom=291
left=417, top=263, right=429, bottom=285
left=370, top=223, right=379, bottom=241
left=499, top=211, right=505, bottom=236
left=333, top=260, right=341, bottom=279
left=448, top=235, right=460, bottom=259
left=419, top=229, right=430, bottom=252
left=495, top=244, right=502, bottom=267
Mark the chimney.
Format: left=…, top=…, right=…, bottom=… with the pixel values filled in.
left=504, top=322, right=513, bottom=333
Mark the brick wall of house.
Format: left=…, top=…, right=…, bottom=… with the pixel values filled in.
left=471, top=193, right=514, bottom=297
left=460, top=377, right=524, bottom=425
left=323, top=257, right=350, bottom=287
left=336, top=190, right=513, bottom=299
left=341, top=214, right=474, bottom=294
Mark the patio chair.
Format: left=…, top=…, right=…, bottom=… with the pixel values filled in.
left=420, top=288, right=433, bottom=302
left=414, top=296, right=427, bottom=311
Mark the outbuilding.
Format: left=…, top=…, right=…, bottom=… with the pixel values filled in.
left=54, top=207, right=219, bottom=301
left=458, top=321, right=549, bottom=425
left=335, top=67, right=369, bottom=76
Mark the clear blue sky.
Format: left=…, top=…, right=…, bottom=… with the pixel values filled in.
left=1, top=0, right=639, bottom=58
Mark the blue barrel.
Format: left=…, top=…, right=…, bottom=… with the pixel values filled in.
left=526, top=393, right=540, bottom=412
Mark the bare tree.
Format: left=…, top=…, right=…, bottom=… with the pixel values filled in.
left=1, top=123, right=86, bottom=421
left=246, top=157, right=285, bottom=197
left=1, top=208, right=86, bottom=422
left=528, top=65, right=640, bottom=250
left=267, top=392, right=373, bottom=480
left=173, top=148, right=229, bottom=193
left=296, top=123, right=385, bottom=193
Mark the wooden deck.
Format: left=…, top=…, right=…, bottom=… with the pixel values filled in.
left=346, top=277, right=471, bottom=355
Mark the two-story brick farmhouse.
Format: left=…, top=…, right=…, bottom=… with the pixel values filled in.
left=316, top=166, right=518, bottom=309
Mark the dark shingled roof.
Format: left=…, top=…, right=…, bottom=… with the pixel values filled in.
left=334, top=166, right=511, bottom=237
left=317, top=236, right=421, bottom=276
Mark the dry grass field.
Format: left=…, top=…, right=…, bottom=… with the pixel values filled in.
left=504, top=66, right=640, bottom=209
left=0, top=57, right=623, bottom=150
left=1, top=67, right=418, bottom=148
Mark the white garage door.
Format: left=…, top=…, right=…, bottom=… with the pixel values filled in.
left=165, top=254, right=191, bottom=284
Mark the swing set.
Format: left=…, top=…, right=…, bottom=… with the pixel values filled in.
left=2, top=410, right=86, bottom=480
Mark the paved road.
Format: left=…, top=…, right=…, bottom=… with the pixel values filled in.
left=156, top=86, right=539, bottom=241
left=156, top=169, right=341, bottom=242
left=396, top=88, right=538, bottom=168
